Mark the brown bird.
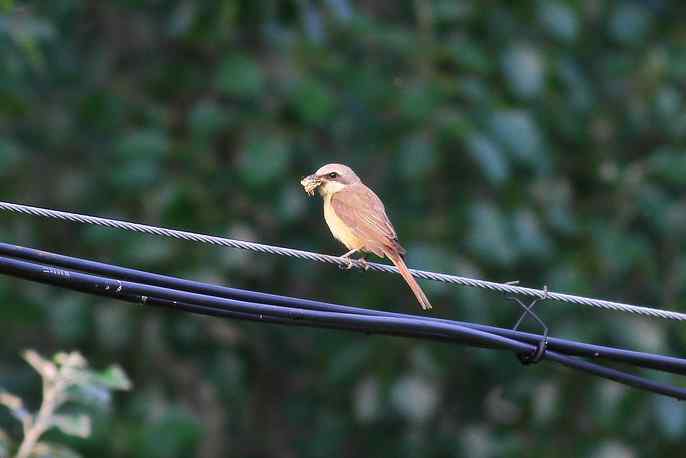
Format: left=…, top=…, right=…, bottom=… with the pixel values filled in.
left=301, top=163, right=432, bottom=310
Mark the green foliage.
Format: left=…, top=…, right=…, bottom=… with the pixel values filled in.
left=0, top=350, right=130, bottom=458
left=1, top=0, right=686, bottom=456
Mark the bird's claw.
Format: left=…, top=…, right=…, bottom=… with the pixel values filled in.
left=338, top=258, right=355, bottom=270
left=337, top=257, right=368, bottom=271
left=356, top=258, right=370, bottom=271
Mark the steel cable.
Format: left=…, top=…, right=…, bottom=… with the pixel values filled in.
left=0, top=201, right=684, bottom=321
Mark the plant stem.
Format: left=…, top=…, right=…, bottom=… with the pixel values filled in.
left=15, top=375, right=66, bottom=458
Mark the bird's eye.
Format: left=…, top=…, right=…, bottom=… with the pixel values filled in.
left=328, top=172, right=338, bottom=179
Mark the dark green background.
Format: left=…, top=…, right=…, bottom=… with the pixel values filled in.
left=2, top=0, right=686, bottom=456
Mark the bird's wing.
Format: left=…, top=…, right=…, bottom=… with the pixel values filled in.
left=330, top=184, right=404, bottom=257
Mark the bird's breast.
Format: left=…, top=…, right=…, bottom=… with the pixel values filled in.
left=323, top=194, right=364, bottom=250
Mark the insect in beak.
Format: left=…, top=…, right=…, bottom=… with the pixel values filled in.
left=300, top=174, right=322, bottom=196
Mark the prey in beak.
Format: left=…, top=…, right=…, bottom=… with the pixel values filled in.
left=300, top=174, right=322, bottom=196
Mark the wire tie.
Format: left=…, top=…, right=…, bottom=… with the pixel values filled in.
left=507, top=285, right=550, bottom=365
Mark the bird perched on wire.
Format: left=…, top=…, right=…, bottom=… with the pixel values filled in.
left=300, top=163, right=432, bottom=311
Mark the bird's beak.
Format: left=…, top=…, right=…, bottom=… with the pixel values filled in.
left=300, top=174, right=322, bottom=196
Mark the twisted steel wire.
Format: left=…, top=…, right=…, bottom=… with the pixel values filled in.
left=1, top=200, right=684, bottom=321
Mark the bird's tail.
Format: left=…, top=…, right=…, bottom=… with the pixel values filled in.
left=386, top=252, right=432, bottom=311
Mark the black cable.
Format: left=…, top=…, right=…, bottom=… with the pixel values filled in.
left=1, top=242, right=684, bottom=376
left=0, top=246, right=685, bottom=399
left=1, top=200, right=683, bottom=321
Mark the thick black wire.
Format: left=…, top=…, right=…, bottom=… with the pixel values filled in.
left=1, top=242, right=685, bottom=376
left=1, top=200, right=683, bottom=321
left=0, top=247, right=685, bottom=399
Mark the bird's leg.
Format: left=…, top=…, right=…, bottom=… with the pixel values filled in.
left=339, top=249, right=370, bottom=270
left=339, top=249, right=359, bottom=270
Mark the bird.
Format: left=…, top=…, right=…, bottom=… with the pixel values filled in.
left=300, top=163, right=432, bottom=310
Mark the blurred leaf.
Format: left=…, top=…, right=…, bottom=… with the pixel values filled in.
left=238, top=134, right=290, bottom=186
left=0, top=391, right=30, bottom=424
left=594, top=227, right=651, bottom=276
left=117, top=130, right=169, bottom=159
left=92, top=365, right=132, bottom=391
left=654, top=86, right=681, bottom=119
left=390, top=375, right=438, bottom=423
left=538, top=2, right=578, bottom=42
left=456, top=77, right=495, bottom=104
left=68, top=384, right=112, bottom=409
left=397, top=133, right=436, bottom=179
left=0, top=139, right=21, bottom=170
left=0, top=429, right=10, bottom=458
left=466, top=134, right=510, bottom=185
left=502, top=45, right=545, bottom=98
left=93, top=307, right=131, bottom=351
left=326, top=343, right=369, bottom=385
left=275, top=185, right=307, bottom=222
left=654, top=392, right=686, bottom=439
left=436, top=110, right=473, bottom=141
left=290, top=78, right=335, bottom=125
left=303, top=2, right=325, bottom=43
left=397, top=82, right=439, bottom=122
left=590, top=441, right=636, bottom=458
left=113, top=129, right=168, bottom=189
left=609, top=4, right=652, bottom=45
left=512, top=209, right=551, bottom=258
left=647, top=148, right=686, bottom=185
left=2, top=13, right=55, bottom=69
left=32, top=442, right=83, bottom=458
left=136, top=406, right=201, bottom=458
left=556, top=57, right=593, bottom=113
left=353, top=377, right=380, bottom=423
left=215, top=54, right=265, bottom=97
left=432, top=0, right=471, bottom=22
left=53, top=414, right=92, bottom=439
left=467, top=202, right=516, bottom=266
left=489, top=110, right=544, bottom=165
left=45, top=297, right=90, bottom=344
left=189, top=99, right=229, bottom=141
left=636, top=183, right=670, bottom=233
left=449, top=39, right=491, bottom=74
left=324, top=0, right=353, bottom=22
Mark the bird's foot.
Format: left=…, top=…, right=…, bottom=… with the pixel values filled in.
left=356, top=258, right=370, bottom=271
left=338, top=258, right=355, bottom=270
left=338, top=257, right=368, bottom=271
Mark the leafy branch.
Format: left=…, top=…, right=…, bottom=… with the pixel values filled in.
left=0, top=350, right=131, bottom=458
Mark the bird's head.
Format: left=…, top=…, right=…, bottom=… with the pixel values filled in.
left=301, top=163, right=361, bottom=197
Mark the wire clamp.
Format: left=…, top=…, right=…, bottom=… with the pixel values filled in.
left=507, top=285, right=550, bottom=365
